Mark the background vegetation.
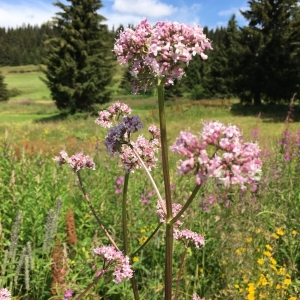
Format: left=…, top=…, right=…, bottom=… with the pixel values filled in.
left=0, top=0, right=300, bottom=299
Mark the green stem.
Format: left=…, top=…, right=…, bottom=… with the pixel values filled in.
left=157, top=78, right=173, bottom=300
left=75, top=270, right=104, bottom=300
left=130, top=222, right=163, bottom=257
left=131, top=146, right=166, bottom=215
left=170, top=184, right=202, bottom=226
left=122, top=173, right=140, bottom=300
left=76, top=171, right=120, bottom=251
left=122, top=173, right=130, bottom=255
left=174, top=246, right=188, bottom=300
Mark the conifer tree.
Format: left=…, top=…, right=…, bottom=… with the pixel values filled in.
left=42, top=0, right=113, bottom=114
left=240, top=0, right=300, bottom=104
left=0, top=72, right=9, bottom=101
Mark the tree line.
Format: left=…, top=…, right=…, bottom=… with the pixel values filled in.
left=0, top=0, right=299, bottom=109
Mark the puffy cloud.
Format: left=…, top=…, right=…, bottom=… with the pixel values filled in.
left=112, top=0, right=176, bottom=18
left=0, top=0, right=56, bottom=28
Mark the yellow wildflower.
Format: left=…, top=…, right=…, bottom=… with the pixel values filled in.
left=133, top=256, right=139, bottom=262
left=269, top=257, right=277, bottom=265
left=257, top=258, right=264, bottom=265
left=278, top=267, right=286, bottom=275
left=263, top=250, right=272, bottom=257
left=234, top=284, right=239, bottom=289
left=276, top=284, right=281, bottom=290
left=246, top=237, right=253, bottom=243
left=284, top=278, right=291, bottom=285
left=258, top=274, right=268, bottom=286
left=276, top=228, right=285, bottom=236
left=247, top=283, right=255, bottom=300
left=272, top=233, right=279, bottom=239
left=256, top=228, right=262, bottom=233
left=265, top=244, right=272, bottom=251
left=269, top=264, right=277, bottom=271
left=288, top=297, right=297, bottom=300
left=292, top=230, right=297, bottom=235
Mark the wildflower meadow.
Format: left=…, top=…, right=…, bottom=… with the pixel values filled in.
left=1, top=19, right=300, bottom=300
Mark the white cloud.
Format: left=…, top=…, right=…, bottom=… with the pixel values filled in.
left=112, top=0, right=176, bottom=18
left=0, top=1, right=56, bottom=28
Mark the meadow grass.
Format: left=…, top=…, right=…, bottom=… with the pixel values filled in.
left=0, top=65, right=300, bottom=299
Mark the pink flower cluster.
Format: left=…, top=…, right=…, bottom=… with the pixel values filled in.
left=95, top=102, right=132, bottom=128
left=156, top=201, right=205, bottom=248
left=171, top=121, right=262, bottom=188
left=96, top=102, right=161, bottom=173
left=93, top=246, right=133, bottom=284
left=114, top=19, right=212, bottom=93
left=63, top=290, right=73, bottom=300
left=0, top=288, right=11, bottom=300
left=54, top=151, right=95, bottom=172
left=174, top=229, right=205, bottom=248
left=156, top=200, right=184, bottom=228
left=193, top=294, right=205, bottom=300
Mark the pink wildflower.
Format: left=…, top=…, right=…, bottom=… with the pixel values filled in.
left=67, top=153, right=95, bottom=172
left=156, top=200, right=184, bottom=227
left=114, top=19, right=212, bottom=93
left=63, top=290, right=73, bottom=300
left=193, top=293, right=205, bottom=300
left=95, top=102, right=132, bottom=128
left=54, top=150, right=69, bottom=166
left=54, top=151, right=95, bottom=172
left=0, top=288, right=11, bottom=300
left=148, top=124, right=161, bottom=138
left=171, top=121, right=262, bottom=188
left=93, top=246, right=133, bottom=284
left=174, top=229, right=205, bottom=248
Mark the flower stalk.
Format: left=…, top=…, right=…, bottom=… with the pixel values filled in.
left=157, top=78, right=173, bottom=300
left=122, top=173, right=140, bottom=300
left=76, top=171, right=120, bottom=251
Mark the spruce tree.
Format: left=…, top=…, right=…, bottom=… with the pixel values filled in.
left=0, top=72, right=9, bottom=101
left=42, top=0, right=113, bottom=114
left=240, top=0, right=300, bottom=104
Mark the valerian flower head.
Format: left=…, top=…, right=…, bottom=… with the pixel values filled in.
left=114, top=19, right=212, bottom=93
left=93, top=246, right=133, bottom=284
left=0, top=288, right=11, bottom=300
left=54, top=150, right=68, bottom=166
left=95, top=101, right=132, bottom=128
left=99, top=102, right=161, bottom=173
left=193, top=294, right=205, bottom=300
left=156, top=200, right=184, bottom=228
left=54, top=151, right=95, bottom=172
left=174, top=229, right=205, bottom=248
left=171, top=121, right=262, bottom=188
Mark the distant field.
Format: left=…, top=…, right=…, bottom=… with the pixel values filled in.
left=1, top=65, right=51, bottom=101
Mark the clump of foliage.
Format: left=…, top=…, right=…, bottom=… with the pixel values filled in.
left=42, top=0, right=114, bottom=114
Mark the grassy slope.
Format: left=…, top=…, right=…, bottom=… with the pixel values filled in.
left=0, top=64, right=299, bottom=151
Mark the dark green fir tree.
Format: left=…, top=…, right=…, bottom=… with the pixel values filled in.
left=0, top=72, right=9, bottom=101
left=42, top=0, right=113, bottom=114
left=240, top=0, right=300, bottom=104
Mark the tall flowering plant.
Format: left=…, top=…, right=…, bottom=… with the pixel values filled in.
left=53, top=19, right=262, bottom=300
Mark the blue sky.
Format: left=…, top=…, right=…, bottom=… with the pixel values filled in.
left=0, top=0, right=249, bottom=29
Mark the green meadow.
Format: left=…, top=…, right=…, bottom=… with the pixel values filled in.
left=0, top=65, right=300, bottom=299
